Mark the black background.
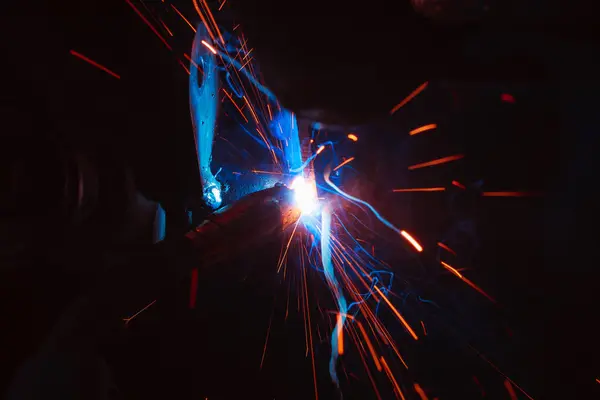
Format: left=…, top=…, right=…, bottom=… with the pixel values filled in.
left=1, top=0, right=598, bottom=399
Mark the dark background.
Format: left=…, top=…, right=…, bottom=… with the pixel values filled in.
left=1, top=0, right=598, bottom=399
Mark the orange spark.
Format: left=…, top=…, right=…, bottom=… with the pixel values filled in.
left=437, top=242, right=457, bottom=256
left=334, top=157, right=355, bottom=171
left=303, top=265, right=319, bottom=400
left=222, top=89, right=248, bottom=123
left=70, top=50, right=121, bottom=79
left=420, top=321, right=427, bottom=335
left=409, top=124, right=437, bottom=136
left=596, top=378, right=600, bottom=384
left=243, top=95, right=260, bottom=123
left=393, top=187, right=445, bottom=192
left=408, top=154, right=464, bottom=170
left=123, top=300, right=157, bottom=325
left=124, top=0, right=172, bottom=50
left=267, top=104, right=273, bottom=120
left=375, top=286, right=419, bottom=340
left=337, top=313, right=344, bottom=355
left=218, top=0, right=227, bottom=10
left=171, top=4, right=196, bottom=32
left=504, top=380, right=518, bottom=400
left=158, top=18, right=173, bottom=36
left=390, top=81, right=428, bottom=115
left=316, top=145, right=325, bottom=155
left=400, top=230, right=423, bottom=252
left=183, top=53, right=203, bottom=74
left=347, top=133, right=358, bottom=141
left=353, top=318, right=382, bottom=371
left=380, top=357, right=407, bottom=400
left=259, top=310, right=274, bottom=370
left=441, top=261, right=496, bottom=303
left=177, top=59, right=190, bottom=75
left=414, top=383, right=429, bottom=400
left=276, top=218, right=300, bottom=273
left=482, top=191, right=543, bottom=197
left=200, top=0, right=225, bottom=45
left=452, top=180, right=466, bottom=189
left=201, top=40, right=218, bottom=55
left=192, top=0, right=217, bottom=43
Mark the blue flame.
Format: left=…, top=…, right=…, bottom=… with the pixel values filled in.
left=320, top=207, right=348, bottom=387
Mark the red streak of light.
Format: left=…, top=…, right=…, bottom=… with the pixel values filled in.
left=441, top=261, right=496, bottom=304
left=475, top=351, right=535, bottom=400
left=171, top=4, right=196, bottom=32
left=393, top=187, right=445, bottom=192
left=400, top=230, right=423, bottom=252
left=390, top=81, right=428, bottom=115
left=409, top=124, right=437, bottom=136
left=437, top=242, right=457, bottom=256
left=501, top=93, right=515, bottom=103
left=189, top=268, right=198, bottom=309
left=123, top=300, right=157, bottom=325
left=218, top=0, right=226, bottom=10
left=267, top=104, right=273, bottom=120
left=222, top=89, right=248, bottom=123
left=333, top=157, right=355, bottom=171
left=184, top=54, right=203, bottom=75
left=178, top=59, right=190, bottom=75
left=596, top=378, right=600, bottom=384
left=375, top=286, right=419, bottom=340
left=124, top=0, right=172, bottom=50
left=259, top=310, right=274, bottom=369
left=414, top=383, right=429, bottom=400
left=201, top=40, right=218, bottom=55
left=233, top=24, right=240, bottom=31
left=482, top=191, right=542, bottom=197
left=452, top=180, right=466, bottom=189
left=408, top=154, right=464, bottom=170
left=504, top=380, right=518, bottom=400
left=347, top=133, right=358, bottom=141
left=316, top=145, right=325, bottom=155
left=472, top=376, right=485, bottom=397
left=158, top=18, right=173, bottom=36
left=337, top=313, right=344, bottom=355
left=380, top=357, right=407, bottom=400
left=420, top=321, right=427, bottom=335
left=69, top=50, right=120, bottom=79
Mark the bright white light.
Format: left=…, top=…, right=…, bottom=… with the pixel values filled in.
left=211, top=187, right=222, bottom=205
left=290, top=176, right=318, bottom=215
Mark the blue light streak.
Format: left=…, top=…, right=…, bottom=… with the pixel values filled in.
left=320, top=207, right=348, bottom=387
left=190, top=26, right=222, bottom=209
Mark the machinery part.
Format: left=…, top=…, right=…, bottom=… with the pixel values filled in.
left=190, top=24, right=222, bottom=209
left=184, top=184, right=300, bottom=267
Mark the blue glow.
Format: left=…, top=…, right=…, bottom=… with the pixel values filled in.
left=190, top=26, right=222, bottom=209
left=289, top=141, right=334, bottom=174
left=321, top=207, right=347, bottom=387
left=270, top=109, right=303, bottom=173
left=324, top=168, right=405, bottom=237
